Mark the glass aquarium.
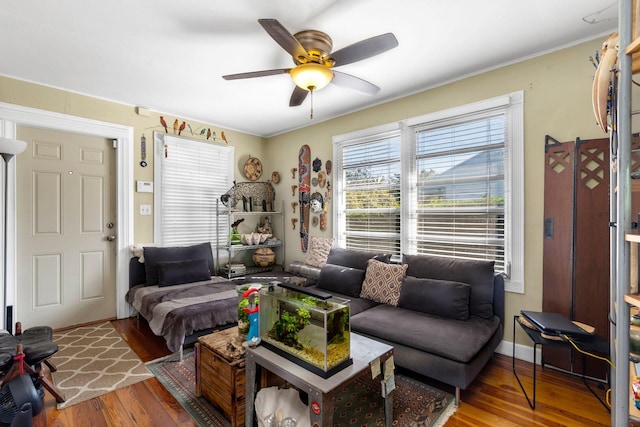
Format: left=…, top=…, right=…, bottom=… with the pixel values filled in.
left=259, top=283, right=352, bottom=377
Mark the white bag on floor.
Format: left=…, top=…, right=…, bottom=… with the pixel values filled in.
left=255, top=386, right=310, bottom=427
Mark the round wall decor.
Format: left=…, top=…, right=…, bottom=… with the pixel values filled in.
left=244, top=156, right=263, bottom=181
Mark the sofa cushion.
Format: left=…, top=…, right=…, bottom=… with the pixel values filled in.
left=316, top=264, right=365, bottom=297
left=143, top=243, right=214, bottom=285
left=360, top=259, right=408, bottom=306
left=402, top=254, right=495, bottom=319
left=350, top=304, right=501, bottom=363
left=326, top=248, right=391, bottom=270
left=157, top=258, right=211, bottom=287
left=398, top=276, right=470, bottom=320
left=304, top=236, right=334, bottom=268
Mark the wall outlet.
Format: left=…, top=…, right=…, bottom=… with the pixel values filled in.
left=140, top=204, right=152, bottom=215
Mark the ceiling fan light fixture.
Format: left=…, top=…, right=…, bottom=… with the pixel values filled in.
left=290, top=63, right=333, bottom=91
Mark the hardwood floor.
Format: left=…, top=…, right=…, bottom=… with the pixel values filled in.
left=29, top=318, right=612, bottom=426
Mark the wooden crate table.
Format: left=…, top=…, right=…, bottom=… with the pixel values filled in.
left=195, top=326, right=246, bottom=427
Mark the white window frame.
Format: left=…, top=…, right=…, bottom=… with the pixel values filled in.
left=333, top=92, right=524, bottom=293
left=153, top=132, right=234, bottom=246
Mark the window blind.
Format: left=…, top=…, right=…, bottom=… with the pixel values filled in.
left=411, top=110, right=506, bottom=271
left=335, top=129, right=402, bottom=256
left=154, top=133, right=234, bottom=246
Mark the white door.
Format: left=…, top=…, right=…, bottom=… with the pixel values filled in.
left=16, top=126, right=116, bottom=329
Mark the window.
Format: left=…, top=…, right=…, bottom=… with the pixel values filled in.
left=333, top=125, right=402, bottom=254
left=153, top=132, right=234, bottom=246
left=334, top=92, right=524, bottom=292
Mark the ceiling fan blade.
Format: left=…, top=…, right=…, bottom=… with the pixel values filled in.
left=258, top=19, right=309, bottom=62
left=332, top=71, right=380, bottom=96
left=289, top=86, right=309, bottom=106
left=223, top=68, right=291, bottom=80
left=331, top=33, right=398, bottom=67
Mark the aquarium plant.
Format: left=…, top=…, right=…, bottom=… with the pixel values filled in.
left=268, top=307, right=311, bottom=350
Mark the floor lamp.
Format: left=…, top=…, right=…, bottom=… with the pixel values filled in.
left=0, top=137, right=27, bottom=334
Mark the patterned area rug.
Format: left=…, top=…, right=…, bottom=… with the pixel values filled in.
left=50, top=322, right=154, bottom=409
left=147, top=348, right=456, bottom=427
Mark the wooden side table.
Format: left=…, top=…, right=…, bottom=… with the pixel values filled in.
left=195, top=326, right=246, bottom=427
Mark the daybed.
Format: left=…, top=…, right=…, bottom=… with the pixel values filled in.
left=296, top=245, right=504, bottom=406
left=126, top=242, right=239, bottom=355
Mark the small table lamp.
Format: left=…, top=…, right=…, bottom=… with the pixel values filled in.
left=0, top=137, right=27, bottom=334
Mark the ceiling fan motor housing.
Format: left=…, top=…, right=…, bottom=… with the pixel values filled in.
left=293, top=30, right=334, bottom=66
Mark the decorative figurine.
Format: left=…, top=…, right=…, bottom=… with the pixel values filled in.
left=257, top=216, right=273, bottom=235
left=160, top=116, right=168, bottom=133
left=241, top=287, right=261, bottom=347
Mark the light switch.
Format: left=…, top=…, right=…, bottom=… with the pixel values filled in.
left=140, top=204, right=152, bottom=215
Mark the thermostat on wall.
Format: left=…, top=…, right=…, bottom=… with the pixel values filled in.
left=137, top=181, right=154, bottom=193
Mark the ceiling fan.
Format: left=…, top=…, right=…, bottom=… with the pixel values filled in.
left=222, top=19, right=399, bottom=111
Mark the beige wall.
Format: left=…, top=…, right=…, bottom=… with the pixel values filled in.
left=0, top=36, right=628, bottom=344
left=266, top=37, right=620, bottom=343
left=0, top=75, right=266, bottom=244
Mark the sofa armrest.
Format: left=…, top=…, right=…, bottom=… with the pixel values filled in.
left=289, top=261, right=322, bottom=279
left=492, top=274, right=505, bottom=324
left=129, top=257, right=147, bottom=288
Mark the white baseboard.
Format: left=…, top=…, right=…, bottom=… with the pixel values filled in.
left=495, top=339, right=541, bottom=365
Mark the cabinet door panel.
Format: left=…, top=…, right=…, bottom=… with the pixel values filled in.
left=542, top=139, right=576, bottom=372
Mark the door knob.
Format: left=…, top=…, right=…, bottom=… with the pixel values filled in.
left=106, top=235, right=116, bottom=241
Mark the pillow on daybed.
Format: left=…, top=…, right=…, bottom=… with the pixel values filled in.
left=325, top=247, right=391, bottom=270
left=398, top=276, right=471, bottom=320
left=304, top=236, right=334, bottom=268
left=143, top=242, right=214, bottom=285
left=157, top=258, right=211, bottom=287
left=316, top=264, right=366, bottom=297
left=402, top=253, right=495, bottom=319
left=360, top=259, right=408, bottom=306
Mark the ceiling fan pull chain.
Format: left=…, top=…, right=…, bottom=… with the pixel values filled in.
left=310, top=86, right=315, bottom=119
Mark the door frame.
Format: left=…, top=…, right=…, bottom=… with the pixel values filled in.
left=0, top=102, right=134, bottom=328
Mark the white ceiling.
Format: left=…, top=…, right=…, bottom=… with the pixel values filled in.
left=0, top=0, right=618, bottom=137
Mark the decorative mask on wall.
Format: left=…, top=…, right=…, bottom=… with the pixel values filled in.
left=310, top=192, right=324, bottom=213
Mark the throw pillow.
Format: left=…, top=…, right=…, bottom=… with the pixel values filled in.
left=143, top=242, right=214, bottom=285
left=402, top=253, right=495, bottom=319
left=360, top=259, right=408, bottom=305
left=316, top=263, right=366, bottom=297
left=157, top=258, right=211, bottom=287
left=398, top=276, right=471, bottom=320
left=304, top=237, right=334, bottom=268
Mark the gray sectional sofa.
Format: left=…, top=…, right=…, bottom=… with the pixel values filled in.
left=291, top=247, right=505, bottom=406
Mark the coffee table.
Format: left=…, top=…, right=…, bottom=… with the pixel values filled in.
left=245, top=332, right=395, bottom=427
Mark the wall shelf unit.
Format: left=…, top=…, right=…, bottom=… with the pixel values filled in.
left=216, top=200, right=285, bottom=279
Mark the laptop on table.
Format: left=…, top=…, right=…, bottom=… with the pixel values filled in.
left=520, top=310, right=591, bottom=337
